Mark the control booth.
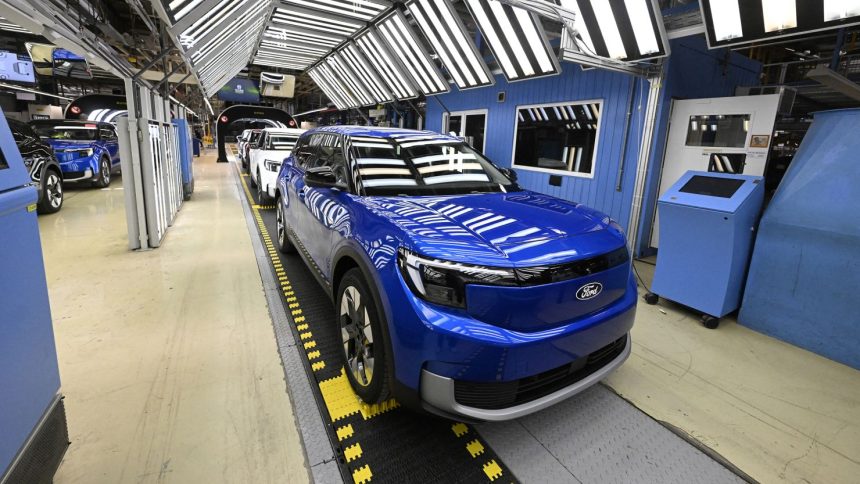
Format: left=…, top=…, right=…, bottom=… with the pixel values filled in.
left=648, top=171, right=765, bottom=328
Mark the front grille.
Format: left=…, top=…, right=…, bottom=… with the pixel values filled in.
left=514, top=246, right=629, bottom=286
left=453, top=335, right=628, bottom=410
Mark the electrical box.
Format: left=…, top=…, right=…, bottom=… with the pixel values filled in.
left=651, top=171, right=764, bottom=322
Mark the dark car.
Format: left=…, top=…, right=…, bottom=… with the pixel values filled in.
left=29, top=120, right=120, bottom=187
left=6, top=118, right=63, bottom=213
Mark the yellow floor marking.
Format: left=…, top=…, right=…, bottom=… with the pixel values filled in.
left=452, top=422, right=469, bottom=437
left=296, top=323, right=309, bottom=331
left=466, top=439, right=485, bottom=458
left=307, top=350, right=321, bottom=360
left=294, top=315, right=305, bottom=323
left=318, top=368, right=399, bottom=422
left=312, top=361, right=326, bottom=371
left=483, top=460, right=503, bottom=481
left=300, top=332, right=313, bottom=340
left=352, top=464, right=372, bottom=484
left=303, top=341, right=317, bottom=350
left=291, top=309, right=303, bottom=317
left=344, top=443, right=363, bottom=462
left=336, top=424, right=354, bottom=441
left=287, top=296, right=297, bottom=303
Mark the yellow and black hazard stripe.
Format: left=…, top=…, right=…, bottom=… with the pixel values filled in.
left=236, top=164, right=517, bottom=484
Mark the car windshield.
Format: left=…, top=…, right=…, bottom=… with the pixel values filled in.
left=34, top=124, right=98, bottom=141
left=351, top=137, right=519, bottom=196
left=267, top=135, right=299, bottom=151
left=249, top=131, right=262, bottom=143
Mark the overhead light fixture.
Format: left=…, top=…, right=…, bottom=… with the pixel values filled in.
left=327, top=54, right=375, bottom=106
left=557, top=0, right=668, bottom=62
left=590, top=0, right=627, bottom=59
left=825, top=0, right=860, bottom=21
left=355, top=29, right=419, bottom=100
left=463, top=0, right=559, bottom=81
left=340, top=43, right=393, bottom=103
left=762, top=0, right=797, bottom=33
left=376, top=11, right=449, bottom=96
left=406, top=0, right=494, bottom=89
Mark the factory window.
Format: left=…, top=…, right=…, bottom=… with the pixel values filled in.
left=512, top=100, right=602, bottom=178
left=685, top=114, right=750, bottom=148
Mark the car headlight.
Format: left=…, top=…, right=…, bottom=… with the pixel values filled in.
left=397, top=248, right=517, bottom=308
left=604, top=217, right=625, bottom=236
left=264, top=159, right=281, bottom=171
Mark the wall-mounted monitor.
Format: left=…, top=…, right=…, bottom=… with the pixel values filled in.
left=0, top=51, right=35, bottom=84
left=701, top=0, right=860, bottom=49
left=217, top=77, right=261, bottom=103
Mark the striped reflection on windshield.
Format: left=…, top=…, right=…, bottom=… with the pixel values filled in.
left=413, top=147, right=489, bottom=185
left=356, top=157, right=418, bottom=188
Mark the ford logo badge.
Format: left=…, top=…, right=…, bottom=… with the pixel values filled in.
left=576, top=282, right=603, bottom=300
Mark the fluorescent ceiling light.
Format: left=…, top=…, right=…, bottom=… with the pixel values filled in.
left=407, top=0, right=493, bottom=89
left=824, top=0, right=860, bottom=21
left=355, top=30, right=419, bottom=99
left=376, top=11, right=448, bottom=95
left=624, top=0, right=659, bottom=56
left=328, top=54, right=375, bottom=106
left=341, top=44, right=393, bottom=103
left=463, top=0, right=558, bottom=82
left=591, top=0, right=627, bottom=59
left=762, top=0, right=797, bottom=32
left=710, top=0, right=743, bottom=41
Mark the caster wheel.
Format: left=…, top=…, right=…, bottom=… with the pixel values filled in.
left=644, top=293, right=659, bottom=305
left=701, top=315, right=720, bottom=329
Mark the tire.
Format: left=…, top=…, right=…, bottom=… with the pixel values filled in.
left=257, top=170, right=272, bottom=204
left=93, top=156, right=111, bottom=188
left=337, top=268, right=390, bottom=404
left=37, top=169, right=63, bottom=214
left=275, top=197, right=295, bottom=254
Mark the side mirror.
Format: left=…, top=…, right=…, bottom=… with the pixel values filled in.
left=304, top=166, right=345, bottom=189
left=501, top=167, right=518, bottom=182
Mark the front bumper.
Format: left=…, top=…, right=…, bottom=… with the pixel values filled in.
left=59, top=157, right=98, bottom=182
left=379, top=261, right=637, bottom=419
left=420, top=333, right=630, bottom=421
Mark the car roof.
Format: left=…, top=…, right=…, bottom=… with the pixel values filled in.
left=306, top=125, right=459, bottom=142
left=261, top=128, right=305, bottom=135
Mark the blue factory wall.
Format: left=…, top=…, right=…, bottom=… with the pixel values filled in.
left=634, top=35, right=762, bottom=255
left=426, top=65, right=649, bottom=234
left=426, top=34, right=761, bottom=256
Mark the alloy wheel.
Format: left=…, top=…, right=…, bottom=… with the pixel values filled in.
left=46, top=173, right=62, bottom=208
left=340, top=286, right=374, bottom=387
left=101, top=159, right=110, bottom=185
left=276, top=201, right=286, bottom=246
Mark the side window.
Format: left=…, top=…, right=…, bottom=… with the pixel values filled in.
left=294, top=135, right=320, bottom=169
left=316, top=135, right=348, bottom=186
left=99, top=126, right=117, bottom=141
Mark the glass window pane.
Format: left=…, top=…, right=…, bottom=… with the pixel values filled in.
left=685, top=114, right=750, bottom=148
left=513, top=101, right=601, bottom=176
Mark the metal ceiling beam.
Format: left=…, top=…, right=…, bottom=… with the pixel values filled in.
left=806, top=65, right=860, bottom=102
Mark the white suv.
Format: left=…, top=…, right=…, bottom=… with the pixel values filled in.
left=249, top=128, right=304, bottom=203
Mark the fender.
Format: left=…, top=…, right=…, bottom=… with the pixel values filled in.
left=331, top=243, right=403, bottom=402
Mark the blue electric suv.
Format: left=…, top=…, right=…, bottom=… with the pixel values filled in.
left=275, top=127, right=636, bottom=421
left=30, top=120, right=120, bottom=187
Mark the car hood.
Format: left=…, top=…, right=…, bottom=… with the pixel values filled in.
left=362, top=191, right=625, bottom=267
left=43, top=139, right=96, bottom=150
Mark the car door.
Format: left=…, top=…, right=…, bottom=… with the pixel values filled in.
left=300, top=134, right=351, bottom=276
left=251, top=132, right=266, bottom=183
left=99, top=125, right=120, bottom=166
left=284, top=134, right=320, bottom=245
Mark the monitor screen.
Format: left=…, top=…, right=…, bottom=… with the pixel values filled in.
left=679, top=175, right=745, bottom=199
left=0, top=51, right=36, bottom=83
